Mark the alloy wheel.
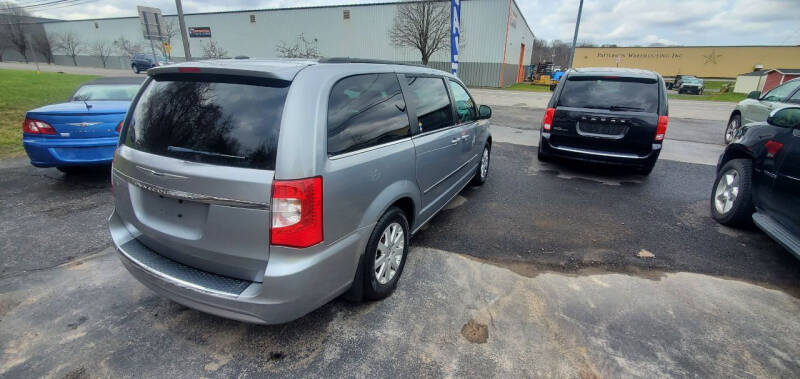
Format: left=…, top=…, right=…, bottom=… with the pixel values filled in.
left=374, top=222, right=404, bottom=285
left=480, top=148, right=489, bottom=180
left=714, top=169, right=740, bottom=214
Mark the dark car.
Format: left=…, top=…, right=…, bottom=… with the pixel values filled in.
left=130, top=53, right=168, bottom=74
left=537, top=67, right=669, bottom=175
left=668, top=74, right=696, bottom=90
left=711, top=106, right=800, bottom=259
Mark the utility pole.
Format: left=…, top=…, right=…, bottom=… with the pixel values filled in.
left=567, top=0, right=584, bottom=69
left=175, top=0, right=192, bottom=61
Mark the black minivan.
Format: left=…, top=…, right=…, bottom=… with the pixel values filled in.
left=537, top=67, right=669, bottom=175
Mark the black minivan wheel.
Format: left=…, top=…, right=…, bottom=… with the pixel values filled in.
left=711, top=159, right=754, bottom=226
left=362, top=207, right=410, bottom=300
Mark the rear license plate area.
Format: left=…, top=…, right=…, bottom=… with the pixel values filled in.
left=577, top=122, right=628, bottom=139
left=134, top=189, right=209, bottom=239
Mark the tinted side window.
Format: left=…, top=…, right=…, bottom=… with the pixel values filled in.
left=762, top=81, right=800, bottom=102
left=406, top=76, right=454, bottom=133
left=787, top=89, right=800, bottom=105
left=327, top=73, right=410, bottom=156
left=448, top=80, right=476, bottom=123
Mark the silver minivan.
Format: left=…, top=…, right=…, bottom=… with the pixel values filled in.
left=109, top=58, right=492, bottom=324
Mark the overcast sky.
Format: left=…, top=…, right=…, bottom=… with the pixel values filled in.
left=27, top=0, right=800, bottom=46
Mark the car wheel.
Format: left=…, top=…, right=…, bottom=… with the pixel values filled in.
left=699, top=89, right=704, bottom=95
left=57, top=166, right=85, bottom=174
left=635, top=162, right=656, bottom=176
left=537, top=143, right=553, bottom=163
left=471, top=145, right=490, bottom=186
left=362, top=207, right=410, bottom=300
left=724, top=114, right=741, bottom=144
left=132, top=65, right=139, bottom=74
left=711, top=159, right=754, bottom=226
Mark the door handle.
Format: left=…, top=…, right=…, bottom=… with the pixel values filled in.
left=451, top=138, right=460, bottom=144
left=461, top=135, right=471, bottom=140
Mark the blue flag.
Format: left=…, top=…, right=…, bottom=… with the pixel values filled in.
left=451, top=0, right=460, bottom=75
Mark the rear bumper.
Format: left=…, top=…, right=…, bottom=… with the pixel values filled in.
left=23, top=135, right=117, bottom=167
left=109, top=210, right=369, bottom=324
left=540, top=133, right=660, bottom=167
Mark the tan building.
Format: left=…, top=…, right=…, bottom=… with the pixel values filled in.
left=573, top=46, right=800, bottom=78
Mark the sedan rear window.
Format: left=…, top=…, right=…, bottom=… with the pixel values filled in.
left=558, top=76, right=659, bottom=113
left=123, top=74, right=289, bottom=170
left=72, top=84, right=141, bottom=101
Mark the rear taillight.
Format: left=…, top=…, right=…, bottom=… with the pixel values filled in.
left=270, top=177, right=323, bottom=248
left=655, top=115, right=669, bottom=141
left=115, top=121, right=123, bottom=133
left=22, top=118, right=56, bottom=135
left=542, top=107, right=555, bottom=131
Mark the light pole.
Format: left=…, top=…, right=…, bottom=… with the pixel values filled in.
left=175, top=0, right=192, bottom=61
left=567, top=0, right=584, bottom=69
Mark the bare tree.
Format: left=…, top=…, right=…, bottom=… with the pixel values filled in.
left=32, top=32, right=54, bottom=64
left=275, top=33, right=320, bottom=59
left=0, top=27, right=11, bottom=62
left=201, top=39, right=227, bottom=59
left=91, top=40, right=112, bottom=68
left=161, top=19, right=178, bottom=59
left=388, top=0, right=450, bottom=65
left=1, top=1, right=32, bottom=62
left=113, top=36, right=142, bottom=60
left=529, top=39, right=572, bottom=68
left=55, top=31, right=84, bottom=66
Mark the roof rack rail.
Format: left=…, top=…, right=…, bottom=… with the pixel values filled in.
left=318, top=57, right=426, bottom=68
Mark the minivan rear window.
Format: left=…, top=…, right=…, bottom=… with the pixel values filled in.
left=558, top=76, right=659, bottom=113
left=123, top=74, right=289, bottom=170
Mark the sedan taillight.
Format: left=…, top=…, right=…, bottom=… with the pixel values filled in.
left=270, top=177, right=323, bottom=248
left=23, top=118, right=57, bottom=135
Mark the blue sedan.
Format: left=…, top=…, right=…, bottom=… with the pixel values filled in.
left=22, top=77, right=143, bottom=173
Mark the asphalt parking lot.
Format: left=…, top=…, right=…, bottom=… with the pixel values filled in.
left=2, top=90, right=800, bottom=377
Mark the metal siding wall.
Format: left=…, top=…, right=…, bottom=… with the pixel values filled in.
left=38, top=0, right=528, bottom=86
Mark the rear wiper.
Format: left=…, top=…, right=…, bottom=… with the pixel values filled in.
left=608, top=105, right=645, bottom=111
left=167, top=146, right=246, bottom=160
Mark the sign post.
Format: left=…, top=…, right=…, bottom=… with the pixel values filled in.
left=450, top=0, right=460, bottom=76
left=137, top=6, right=167, bottom=63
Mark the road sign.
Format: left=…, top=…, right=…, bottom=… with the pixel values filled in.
left=137, top=6, right=166, bottom=41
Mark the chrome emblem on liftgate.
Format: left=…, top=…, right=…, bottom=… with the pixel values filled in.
left=135, top=166, right=189, bottom=179
left=66, top=122, right=102, bottom=127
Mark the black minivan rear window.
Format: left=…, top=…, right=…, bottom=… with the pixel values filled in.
left=123, top=74, right=290, bottom=170
left=558, top=76, right=659, bottom=113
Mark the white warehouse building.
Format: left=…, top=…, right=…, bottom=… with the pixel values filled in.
left=39, top=0, right=534, bottom=87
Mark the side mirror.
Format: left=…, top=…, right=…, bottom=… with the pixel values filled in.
left=767, top=107, right=800, bottom=128
left=747, top=90, right=761, bottom=100
left=478, top=105, right=492, bottom=120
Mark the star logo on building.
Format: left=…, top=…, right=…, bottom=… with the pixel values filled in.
left=703, top=49, right=722, bottom=65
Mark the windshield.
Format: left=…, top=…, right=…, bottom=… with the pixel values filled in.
left=72, top=84, right=141, bottom=101
left=558, top=76, right=659, bottom=113
left=122, top=74, right=289, bottom=170
left=683, top=78, right=702, bottom=84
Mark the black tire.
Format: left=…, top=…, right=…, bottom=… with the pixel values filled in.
left=471, top=145, right=490, bottom=186
left=132, top=65, right=139, bottom=74
left=537, top=143, right=553, bottom=163
left=711, top=159, right=754, bottom=226
left=635, top=162, right=655, bottom=176
left=361, top=207, right=410, bottom=300
left=57, top=166, right=85, bottom=174
left=724, top=114, right=741, bottom=144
